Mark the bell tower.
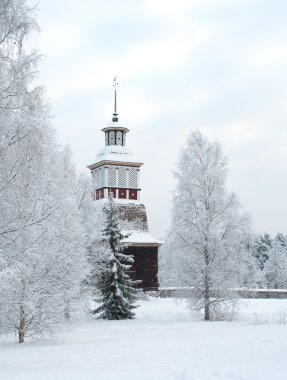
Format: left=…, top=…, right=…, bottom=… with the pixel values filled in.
left=87, top=79, right=162, bottom=290
left=88, top=77, right=143, bottom=202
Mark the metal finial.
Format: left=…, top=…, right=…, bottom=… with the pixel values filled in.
left=112, top=77, right=118, bottom=121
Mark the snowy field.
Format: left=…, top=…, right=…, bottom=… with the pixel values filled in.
left=1, top=297, right=287, bottom=380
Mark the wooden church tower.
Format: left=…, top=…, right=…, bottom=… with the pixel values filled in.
left=87, top=78, right=162, bottom=290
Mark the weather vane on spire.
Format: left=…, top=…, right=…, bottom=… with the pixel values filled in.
left=112, top=76, right=118, bottom=122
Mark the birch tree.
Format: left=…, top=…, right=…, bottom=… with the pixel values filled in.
left=0, top=0, right=87, bottom=342
left=171, top=130, right=255, bottom=320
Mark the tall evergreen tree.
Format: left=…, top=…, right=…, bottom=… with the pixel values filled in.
left=274, top=233, right=287, bottom=248
left=253, top=233, right=273, bottom=270
left=92, top=193, right=138, bottom=320
left=264, top=239, right=287, bottom=289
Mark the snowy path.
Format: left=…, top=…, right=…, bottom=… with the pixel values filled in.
left=1, top=298, right=287, bottom=380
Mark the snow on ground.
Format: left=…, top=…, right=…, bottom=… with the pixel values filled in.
left=1, top=298, right=287, bottom=380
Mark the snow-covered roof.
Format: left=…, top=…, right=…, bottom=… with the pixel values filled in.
left=94, top=145, right=143, bottom=165
left=94, top=198, right=149, bottom=231
left=94, top=197, right=142, bottom=210
left=123, top=231, right=163, bottom=246
left=94, top=198, right=163, bottom=246
left=102, top=121, right=128, bottom=131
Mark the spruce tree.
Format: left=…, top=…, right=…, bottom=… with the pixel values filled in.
left=254, top=233, right=273, bottom=270
left=264, top=239, right=287, bottom=289
left=93, top=193, right=138, bottom=320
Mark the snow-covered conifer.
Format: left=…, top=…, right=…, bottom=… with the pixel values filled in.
left=264, top=239, right=287, bottom=289
left=91, top=193, right=138, bottom=320
left=253, top=233, right=273, bottom=271
left=274, top=233, right=287, bottom=248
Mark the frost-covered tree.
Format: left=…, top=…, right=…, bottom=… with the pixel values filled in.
left=264, top=239, right=287, bottom=289
left=77, top=174, right=111, bottom=306
left=0, top=0, right=87, bottom=342
left=77, top=173, right=102, bottom=241
left=253, top=233, right=273, bottom=271
left=170, top=130, right=255, bottom=320
left=274, top=233, right=287, bottom=248
left=91, top=194, right=138, bottom=320
left=159, top=236, right=180, bottom=288
left=0, top=126, right=87, bottom=343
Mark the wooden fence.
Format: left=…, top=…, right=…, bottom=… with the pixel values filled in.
left=157, top=288, right=287, bottom=299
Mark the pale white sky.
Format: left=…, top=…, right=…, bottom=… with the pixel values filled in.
left=28, top=0, right=287, bottom=239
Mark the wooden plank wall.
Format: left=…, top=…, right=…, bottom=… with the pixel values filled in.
left=125, top=246, right=158, bottom=290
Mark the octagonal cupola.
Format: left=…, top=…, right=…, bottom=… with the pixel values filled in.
left=102, top=122, right=129, bottom=147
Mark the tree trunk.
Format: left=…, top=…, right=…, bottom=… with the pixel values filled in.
left=204, top=247, right=210, bottom=321
left=18, top=328, right=25, bottom=343
left=18, top=306, right=25, bottom=343
left=64, top=303, right=70, bottom=321
left=204, top=281, right=210, bottom=321
left=204, top=304, right=210, bottom=320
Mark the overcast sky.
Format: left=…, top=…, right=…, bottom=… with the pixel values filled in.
left=28, top=0, right=287, bottom=239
